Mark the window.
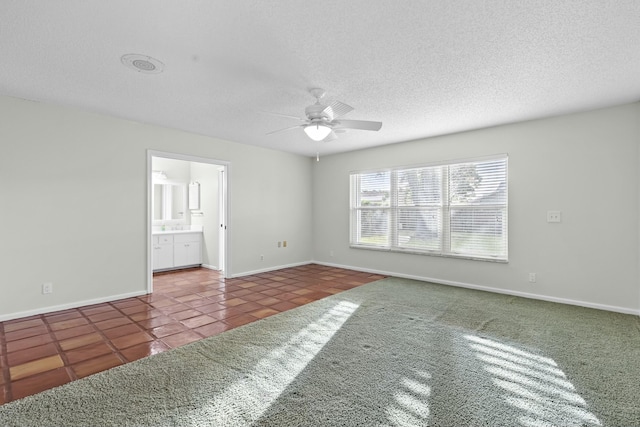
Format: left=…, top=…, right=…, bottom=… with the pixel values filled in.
left=350, top=155, right=508, bottom=261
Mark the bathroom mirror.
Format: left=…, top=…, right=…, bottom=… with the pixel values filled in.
left=153, top=183, right=187, bottom=223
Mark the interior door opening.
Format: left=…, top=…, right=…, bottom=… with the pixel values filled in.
left=147, top=150, right=229, bottom=293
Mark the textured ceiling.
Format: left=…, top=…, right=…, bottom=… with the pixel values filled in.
left=1, top=1, right=639, bottom=157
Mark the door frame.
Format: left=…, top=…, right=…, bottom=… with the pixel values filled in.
left=147, top=150, right=231, bottom=293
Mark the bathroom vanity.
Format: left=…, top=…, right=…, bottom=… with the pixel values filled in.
left=152, top=230, right=202, bottom=271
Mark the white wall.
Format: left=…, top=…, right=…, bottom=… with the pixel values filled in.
left=313, top=103, right=640, bottom=314
left=0, top=95, right=313, bottom=320
left=1, top=95, right=637, bottom=320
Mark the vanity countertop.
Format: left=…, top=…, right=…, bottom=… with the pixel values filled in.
left=152, top=229, right=203, bottom=235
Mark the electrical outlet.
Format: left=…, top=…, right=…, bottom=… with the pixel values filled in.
left=277, top=241, right=281, bottom=248
left=547, top=211, right=562, bottom=223
left=283, top=240, right=287, bottom=247
left=330, top=250, right=334, bottom=257
left=260, top=254, right=264, bottom=261
left=528, top=273, right=536, bottom=283
left=42, top=282, right=53, bottom=294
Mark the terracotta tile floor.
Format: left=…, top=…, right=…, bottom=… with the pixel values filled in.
left=0, top=264, right=384, bottom=404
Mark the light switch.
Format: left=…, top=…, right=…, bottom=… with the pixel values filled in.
left=547, top=211, right=562, bottom=223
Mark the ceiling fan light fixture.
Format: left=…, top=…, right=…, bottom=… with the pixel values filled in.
left=265, top=89, right=382, bottom=144
left=304, top=123, right=331, bottom=141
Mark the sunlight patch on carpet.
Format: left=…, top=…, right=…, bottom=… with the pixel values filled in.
left=188, top=300, right=359, bottom=425
left=465, top=335, right=601, bottom=427
left=386, top=370, right=432, bottom=426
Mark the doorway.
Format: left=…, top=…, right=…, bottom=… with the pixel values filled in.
left=147, top=150, right=229, bottom=293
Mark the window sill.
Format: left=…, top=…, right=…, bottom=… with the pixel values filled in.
left=349, top=244, right=508, bottom=263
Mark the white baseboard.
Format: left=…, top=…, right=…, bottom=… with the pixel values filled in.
left=1, top=263, right=310, bottom=322
left=0, top=290, right=149, bottom=322
left=313, top=260, right=640, bottom=316
left=201, top=264, right=219, bottom=271
left=4, top=261, right=636, bottom=322
left=229, top=261, right=313, bottom=279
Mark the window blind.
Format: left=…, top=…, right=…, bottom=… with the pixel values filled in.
left=350, top=156, right=508, bottom=261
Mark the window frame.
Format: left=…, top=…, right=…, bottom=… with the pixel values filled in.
left=350, top=155, right=508, bottom=262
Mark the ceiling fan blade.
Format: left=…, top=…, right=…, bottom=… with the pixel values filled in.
left=266, top=125, right=303, bottom=135
left=324, top=130, right=338, bottom=142
left=332, top=119, right=382, bottom=131
left=260, top=111, right=306, bottom=121
left=322, top=101, right=354, bottom=120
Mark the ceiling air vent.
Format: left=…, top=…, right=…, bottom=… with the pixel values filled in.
left=121, top=54, right=164, bottom=74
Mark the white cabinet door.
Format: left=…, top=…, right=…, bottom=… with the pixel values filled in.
left=153, top=244, right=174, bottom=270
left=173, top=242, right=189, bottom=267
left=173, top=233, right=202, bottom=267
left=153, top=235, right=174, bottom=271
left=187, top=240, right=202, bottom=265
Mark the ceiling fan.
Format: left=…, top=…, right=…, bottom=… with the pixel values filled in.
left=266, top=88, right=382, bottom=142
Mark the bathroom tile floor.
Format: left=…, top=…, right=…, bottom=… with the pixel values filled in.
left=0, top=264, right=384, bottom=404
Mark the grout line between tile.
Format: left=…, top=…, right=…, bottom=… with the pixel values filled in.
left=76, top=305, right=128, bottom=367
left=40, top=313, right=78, bottom=383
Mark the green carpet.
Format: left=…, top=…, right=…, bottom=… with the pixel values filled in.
left=1, top=277, right=639, bottom=426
